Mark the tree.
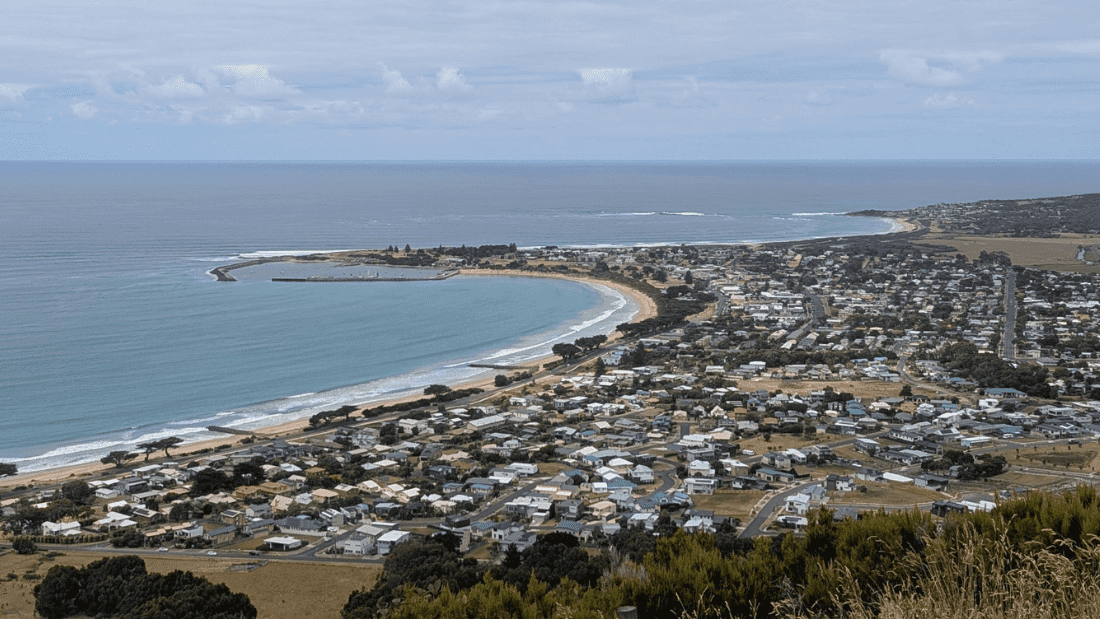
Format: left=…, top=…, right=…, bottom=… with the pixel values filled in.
left=0, top=462, right=16, bottom=477
left=593, top=357, right=607, bottom=377
left=101, top=451, right=137, bottom=468
left=424, top=384, right=452, bottom=400
left=232, top=461, right=266, bottom=485
left=575, top=335, right=608, bottom=351
left=190, top=468, right=234, bottom=496
left=551, top=342, right=581, bottom=361
left=32, top=564, right=82, bottom=619
left=494, top=374, right=509, bottom=388
left=12, top=536, right=37, bottom=554
left=157, top=436, right=184, bottom=458
left=899, top=385, right=913, bottom=397
left=60, top=480, right=94, bottom=505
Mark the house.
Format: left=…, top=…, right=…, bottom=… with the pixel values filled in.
left=41, top=521, right=82, bottom=537
left=176, top=523, right=205, bottom=539
left=94, top=512, right=138, bottom=533
left=755, top=467, right=796, bottom=483
left=825, top=474, right=854, bottom=492
left=205, top=524, right=238, bottom=544
left=915, top=474, right=950, bottom=492
left=589, top=500, right=617, bottom=519
left=275, top=516, right=327, bottom=537
left=264, top=536, right=304, bottom=551
left=377, top=530, right=412, bottom=555
left=785, top=485, right=827, bottom=515
left=497, top=528, right=536, bottom=550
left=685, top=477, right=718, bottom=495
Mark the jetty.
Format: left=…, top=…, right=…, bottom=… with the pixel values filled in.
left=272, top=270, right=457, bottom=283
left=207, top=425, right=255, bottom=436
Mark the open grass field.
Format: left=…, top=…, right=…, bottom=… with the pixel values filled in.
left=737, top=434, right=819, bottom=455
left=920, top=233, right=1100, bottom=273
left=0, top=550, right=380, bottom=619
left=744, top=378, right=912, bottom=401
left=688, top=489, right=767, bottom=520
left=828, top=481, right=946, bottom=508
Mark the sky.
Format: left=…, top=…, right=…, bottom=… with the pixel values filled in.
left=1, top=0, right=1099, bottom=160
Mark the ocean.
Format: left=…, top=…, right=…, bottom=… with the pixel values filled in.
left=2, top=160, right=1099, bottom=472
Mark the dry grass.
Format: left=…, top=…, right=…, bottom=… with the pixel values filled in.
left=1019, top=449, right=1098, bottom=468
left=738, top=434, right=819, bottom=454
left=743, top=379, right=911, bottom=401
left=805, top=523, right=1100, bottom=619
left=828, top=481, right=945, bottom=508
left=921, top=233, right=1100, bottom=273
left=1000, top=443, right=1100, bottom=473
left=0, top=550, right=380, bottom=619
left=688, top=490, right=767, bottom=519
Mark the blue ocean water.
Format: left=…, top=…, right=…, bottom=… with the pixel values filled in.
left=2, top=160, right=1099, bottom=471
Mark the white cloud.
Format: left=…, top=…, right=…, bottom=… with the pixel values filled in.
left=923, top=92, right=973, bottom=109
left=880, top=50, right=1000, bottom=87
left=379, top=62, right=413, bottom=97
left=477, top=108, right=501, bottom=121
left=0, top=83, right=35, bottom=101
left=805, top=90, right=833, bottom=106
left=71, top=100, right=97, bottom=119
left=212, top=65, right=298, bottom=97
left=147, top=75, right=204, bottom=99
left=436, top=67, right=473, bottom=97
left=1043, top=40, right=1100, bottom=56
left=578, top=68, right=636, bottom=105
left=655, top=77, right=713, bottom=109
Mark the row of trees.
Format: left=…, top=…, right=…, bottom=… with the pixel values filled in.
left=551, top=334, right=608, bottom=361
left=307, top=385, right=485, bottom=429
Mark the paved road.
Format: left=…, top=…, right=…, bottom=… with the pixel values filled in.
left=895, top=352, right=970, bottom=403
left=1003, top=268, right=1017, bottom=361
left=738, top=481, right=821, bottom=538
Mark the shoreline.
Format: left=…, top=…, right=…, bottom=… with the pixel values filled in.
left=0, top=215, right=899, bottom=487
left=0, top=270, right=657, bottom=488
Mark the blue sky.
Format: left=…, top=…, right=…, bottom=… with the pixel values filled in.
left=2, top=0, right=1098, bottom=160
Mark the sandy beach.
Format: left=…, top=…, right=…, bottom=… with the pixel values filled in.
left=0, top=270, right=658, bottom=490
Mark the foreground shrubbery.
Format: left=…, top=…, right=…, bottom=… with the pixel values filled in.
left=352, top=486, right=1100, bottom=619
left=34, top=555, right=255, bottom=619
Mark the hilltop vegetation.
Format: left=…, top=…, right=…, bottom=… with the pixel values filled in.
left=345, top=487, right=1100, bottom=619
left=851, top=193, right=1100, bottom=236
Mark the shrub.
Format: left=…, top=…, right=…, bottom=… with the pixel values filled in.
left=12, top=537, right=37, bottom=555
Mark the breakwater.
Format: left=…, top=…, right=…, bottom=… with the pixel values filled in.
left=272, top=271, right=457, bottom=283
left=207, top=425, right=255, bottom=436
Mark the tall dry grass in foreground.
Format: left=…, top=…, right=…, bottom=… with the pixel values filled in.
left=673, top=520, right=1100, bottom=619
left=767, top=521, right=1100, bottom=619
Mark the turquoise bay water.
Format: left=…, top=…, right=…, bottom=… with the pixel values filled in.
left=2, top=160, right=1099, bottom=471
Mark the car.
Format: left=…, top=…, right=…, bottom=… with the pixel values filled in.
left=248, top=550, right=260, bottom=556
left=158, top=547, right=168, bottom=552
left=206, top=550, right=217, bottom=556
left=741, top=449, right=755, bottom=456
